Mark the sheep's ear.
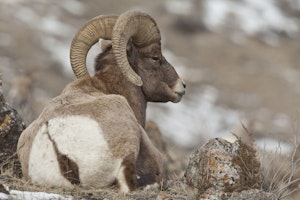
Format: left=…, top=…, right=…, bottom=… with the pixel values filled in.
left=99, top=39, right=112, bottom=52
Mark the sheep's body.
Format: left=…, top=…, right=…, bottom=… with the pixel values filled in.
left=18, top=78, right=163, bottom=192
left=17, top=11, right=185, bottom=192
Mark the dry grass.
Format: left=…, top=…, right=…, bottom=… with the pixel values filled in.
left=0, top=146, right=195, bottom=199
left=231, top=124, right=262, bottom=192
left=231, top=123, right=300, bottom=199
left=259, top=112, right=300, bottom=199
left=259, top=137, right=300, bottom=200
left=0, top=174, right=196, bottom=199
left=2, top=123, right=300, bottom=199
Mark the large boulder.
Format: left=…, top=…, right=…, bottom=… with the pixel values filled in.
left=183, top=137, right=274, bottom=199
left=0, top=77, right=26, bottom=177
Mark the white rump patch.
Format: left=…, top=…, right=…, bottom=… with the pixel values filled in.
left=48, top=115, right=122, bottom=187
left=29, top=124, right=72, bottom=188
left=29, top=115, right=122, bottom=188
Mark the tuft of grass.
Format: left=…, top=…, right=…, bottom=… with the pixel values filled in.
left=0, top=152, right=22, bottom=179
left=229, top=124, right=261, bottom=192
left=259, top=136, right=300, bottom=199
left=234, top=122, right=300, bottom=199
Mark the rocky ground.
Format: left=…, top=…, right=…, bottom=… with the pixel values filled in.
left=1, top=0, right=300, bottom=199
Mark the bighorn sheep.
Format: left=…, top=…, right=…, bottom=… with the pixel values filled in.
left=17, top=11, right=186, bottom=193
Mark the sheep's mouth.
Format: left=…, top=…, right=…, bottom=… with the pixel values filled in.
left=173, top=91, right=185, bottom=103
left=176, top=91, right=185, bottom=97
left=172, top=79, right=186, bottom=103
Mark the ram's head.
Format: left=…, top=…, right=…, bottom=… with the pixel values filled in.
left=70, top=11, right=185, bottom=104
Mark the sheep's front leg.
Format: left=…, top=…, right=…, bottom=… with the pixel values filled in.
left=116, top=154, right=137, bottom=193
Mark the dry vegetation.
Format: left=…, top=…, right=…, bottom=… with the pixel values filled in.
left=0, top=142, right=196, bottom=199
left=231, top=124, right=300, bottom=199
left=231, top=134, right=261, bottom=192
left=1, top=112, right=300, bottom=199
left=259, top=138, right=300, bottom=199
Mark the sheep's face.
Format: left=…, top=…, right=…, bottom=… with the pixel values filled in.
left=130, top=43, right=186, bottom=103
left=95, top=41, right=185, bottom=103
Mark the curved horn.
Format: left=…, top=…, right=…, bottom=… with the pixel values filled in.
left=70, top=15, right=117, bottom=78
left=112, top=11, right=161, bottom=86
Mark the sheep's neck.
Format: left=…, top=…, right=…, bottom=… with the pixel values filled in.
left=122, top=88, right=147, bottom=128
left=109, top=83, right=147, bottom=128
left=93, top=74, right=147, bottom=128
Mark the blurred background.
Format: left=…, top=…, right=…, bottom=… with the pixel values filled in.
left=1, top=0, right=300, bottom=154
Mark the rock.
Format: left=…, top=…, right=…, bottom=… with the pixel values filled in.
left=0, top=75, right=26, bottom=177
left=183, top=138, right=273, bottom=199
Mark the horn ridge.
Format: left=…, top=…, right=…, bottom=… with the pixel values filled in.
left=70, top=15, right=117, bottom=78
left=112, top=11, right=161, bottom=86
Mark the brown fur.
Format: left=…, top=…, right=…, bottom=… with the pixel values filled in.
left=18, top=37, right=184, bottom=191
left=94, top=42, right=183, bottom=127
left=119, top=153, right=137, bottom=191
left=17, top=119, right=40, bottom=180
left=136, top=130, right=164, bottom=187
left=18, top=78, right=141, bottom=182
left=93, top=41, right=183, bottom=186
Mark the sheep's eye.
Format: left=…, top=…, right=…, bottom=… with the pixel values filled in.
left=152, top=56, right=160, bottom=61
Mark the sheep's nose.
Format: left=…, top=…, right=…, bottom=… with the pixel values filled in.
left=175, top=79, right=186, bottom=96
left=182, top=80, right=186, bottom=88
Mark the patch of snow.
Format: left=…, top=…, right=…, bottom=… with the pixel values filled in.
left=203, top=0, right=299, bottom=45
left=15, top=5, right=74, bottom=37
left=165, top=0, right=193, bottom=15
left=0, top=190, right=73, bottom=200
left=40, top=37, right=72, bottom=76
left=41, top=37, right=100, bottom=77
left=15, top=6, right=38, bottom=25
left=41, top=15, right=74, bottom=37
left=273, top=113, right=291, bottom=129
left=58, top=0, right=86, bottom=16
left=0, top=193, right=9, bottom=199
left=255, top=138, right=292, bottom=155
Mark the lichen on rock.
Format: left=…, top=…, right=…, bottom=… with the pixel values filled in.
left=0, top=76, right=26, bottom=177
left=183, top=137, right=272, bottom=199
